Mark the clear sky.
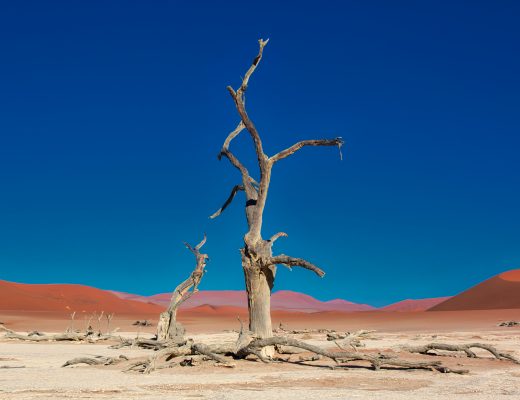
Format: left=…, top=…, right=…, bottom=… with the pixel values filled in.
left=1, top=1, right=519, bottom=307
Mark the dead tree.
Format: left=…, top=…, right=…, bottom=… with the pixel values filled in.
left=212, top=39, right=343, bottom=339
left=156, top=234, right=208, bottom=341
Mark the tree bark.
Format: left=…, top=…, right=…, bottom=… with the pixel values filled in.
left=243, top=259, right=273, bottom=338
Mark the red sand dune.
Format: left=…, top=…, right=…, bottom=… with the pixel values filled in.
left=0, top=280, right=164, bottom=315
left=381, top=297, right=451, bottom=312
left=429, top=269, right=520, bottom=311
left=110, top=289, right=374, bottom=312
left=271, top=291, right=374, bottom=312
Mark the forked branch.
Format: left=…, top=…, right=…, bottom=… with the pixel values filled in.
left=226, top=39, right=269, bottom=169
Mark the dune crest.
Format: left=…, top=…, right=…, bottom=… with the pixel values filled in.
left=430, top=269, right=520, bottom=311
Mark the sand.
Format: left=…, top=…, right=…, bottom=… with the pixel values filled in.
left=1, top=329, right=519, bottom=399
left=1, top=310, right=520, bottom=399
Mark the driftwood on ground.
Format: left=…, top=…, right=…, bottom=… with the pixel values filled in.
left=0, top=325, right=119, bottom=343
left=403, top=342, right=520, bottom=364
left=62, top=328, right=504, bottom=376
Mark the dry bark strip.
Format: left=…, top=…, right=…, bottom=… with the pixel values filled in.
left=403, top=343, right=520, bottom=364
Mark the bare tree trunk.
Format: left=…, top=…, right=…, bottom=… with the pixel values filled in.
left=243, top=255, right=274, bottom=338
left=156, top=234, right=208, bottom=341
left=212, top=39, right=342, bottom=338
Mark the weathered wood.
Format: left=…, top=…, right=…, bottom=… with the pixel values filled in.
left=403, top=342, right=520, bottom=364
left=62, top=355, right=128, bottom=367
left=240, top=337, right=468, bottom=374
left=0, top=325, right=118, bottom=343
left=213, top=39, right=344, bottom=338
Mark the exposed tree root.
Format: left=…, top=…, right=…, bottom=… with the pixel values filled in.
left=61, top=333, right=471, bottom=375
left=239, top=337, right=467, bottom=374
left=403, top=343, right=520, bottom=364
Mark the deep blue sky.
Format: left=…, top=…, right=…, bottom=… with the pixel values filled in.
left=1, top=1, right=519, bottom=306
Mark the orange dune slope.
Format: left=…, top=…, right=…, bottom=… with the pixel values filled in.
left=429, top=269, right=520, bottom=311
left=0, top=280, right=164, bottom=314
left=381, top=297, right=451, bottom=312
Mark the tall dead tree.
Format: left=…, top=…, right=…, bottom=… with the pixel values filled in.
left=156, top=234, right=208, bottom=341
left=212, top=39, right=343, bottom=339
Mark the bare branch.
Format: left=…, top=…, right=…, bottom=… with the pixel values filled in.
left=269, top=254, right=325, bottom=277
left=210, top=185, right=244, bottom=219
left=184, top=234, right=207, bottom=256
left=270, top=137, right=344, bottom=164
left=195, top=233, right=207, bottom=251
left=269, top=232, right=288, bottom=243
left=237, top=39, right=269, bottom=97
left=227, top=39, right=269, bottom=169
left=218, top=122, right=250, bottom=178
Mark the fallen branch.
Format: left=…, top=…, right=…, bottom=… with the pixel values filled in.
left=403, top=343, right=520, bottom=364
left=239, top=337, right=468, bottom=374
left=1, top=325, right=119, bottom=343
left=62, top=355, right=128, bottom=367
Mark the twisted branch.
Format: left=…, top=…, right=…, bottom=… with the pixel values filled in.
left=269, top=255, right=325, bottom=277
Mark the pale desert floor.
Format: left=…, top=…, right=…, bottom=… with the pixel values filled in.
left=1, top=312, right=520, bottom=400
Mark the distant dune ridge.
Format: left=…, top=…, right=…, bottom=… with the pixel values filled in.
left=109, top=290, right=375, bottom=312
left=429, top=269, right=520, bottom=311
left=380, top=297, right=451, bottom=312
left=0, top=280, right=163, bottom=314
left=1, top=269, right=519, bottom=314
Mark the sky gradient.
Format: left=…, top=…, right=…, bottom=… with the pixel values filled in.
left=1, top=1, right=519, bottom=306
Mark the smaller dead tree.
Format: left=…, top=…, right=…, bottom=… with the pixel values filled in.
left=156, top=234, right=209, bottom=341
left=66, top=312, right=76, bottom=333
